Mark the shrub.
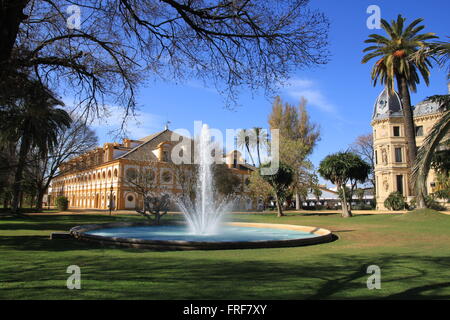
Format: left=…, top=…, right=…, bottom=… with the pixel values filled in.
left=384, top=192, right=405, bottom=211
left=425, top=195, right=446, bottom=211
left=409, top=195, right=445, bottom=211
left=55, top=196, right=69, bottom=211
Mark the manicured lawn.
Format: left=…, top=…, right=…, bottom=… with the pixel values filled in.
left=1, top=209, right=450, bottom=299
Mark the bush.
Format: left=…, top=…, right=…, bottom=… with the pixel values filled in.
left=409, top=195, right=445, bottom=211
left=384, top=192, right=405, bottom=211
left=425, top=195, right=446, bottom=211
left=55, top=196, right=69, bottom=211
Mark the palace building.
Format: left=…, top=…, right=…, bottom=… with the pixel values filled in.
left=50, top=127, right=254, bottom=210
left=371, top=87, right=448, bottom=210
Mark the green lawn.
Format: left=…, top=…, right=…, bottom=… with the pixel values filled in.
left=1, top=210, right=450, bottom=299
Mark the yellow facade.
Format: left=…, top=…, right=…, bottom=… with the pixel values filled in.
left=371, top=88, right=445, bottom=209
left=50, top=128, right=253, bottom=210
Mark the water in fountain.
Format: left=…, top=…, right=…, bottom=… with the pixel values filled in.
left=175, top=124, right=235, bottom=235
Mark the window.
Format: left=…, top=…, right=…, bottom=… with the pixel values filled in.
left=127, top=195, right=134, bottom=202
left=396, top=175, right=404, bottom=194
left=375, top=150, right=378, bottom=165
left=126, top=168, right=138, bottom=180
left=415, top=126, right=423, bottom=136
left=395, top=147, right=402, bottom=163
left=163, top=150, right=169, bottom=162
left=393, top=126, right=400, bottom=137
left=162, top=171, right=172, bottom=183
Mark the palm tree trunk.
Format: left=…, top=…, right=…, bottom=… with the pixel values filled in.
left=11, top=135, right=31, bottom=213
left=245, top=143, right=255, bottom=166
left=256, top=139, right=261, bottom=166
left=397, top=75, right=418, bottom=198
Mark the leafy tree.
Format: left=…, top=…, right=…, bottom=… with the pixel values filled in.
left=213, top=164, right=241, bottom=198
left=355, top=188, right=366, bottom=204
left=362, top=15, right=438, bottom=169
left=268, top=96, right=320, bottom=209
left=55, top=195, right=69, bottom=211
left=0, top=83, right=72, bottom=213
left=312, top=185, right=323, bottom=202
left=247, top=170, right=273, bottom=207
left=261, top=162, right=294, bottom=217
left=318, top=152, right=370, bottom=218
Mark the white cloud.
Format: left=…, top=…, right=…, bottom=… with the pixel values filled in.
left=90, top=105, right=165, bottom=140
left=61, top=98, right=165, bottom=142
left=284, top=78, right=337, bottom=113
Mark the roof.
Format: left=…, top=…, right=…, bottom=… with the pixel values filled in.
left=372, top=88, right=403, bottom=120
left=117, top=129, right=171, bottom=160
left=412, top=99, right=442, bottom=117
left=373, top=88, right=445, bottom=121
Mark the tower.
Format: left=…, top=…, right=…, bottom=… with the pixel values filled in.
left=371, top=88, right=445, bottom=209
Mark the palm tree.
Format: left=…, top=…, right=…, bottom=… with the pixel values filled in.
left=412, top=95, right=450, bottom=208
left=362, top=15, right=438, bottom=169
left=251, top=127, right=268, bottom=166
left=236, top=129, right=256, bottom=166
left=0, top=83, right=72, bottom=213
left=410, top=39, right=449, bottom=208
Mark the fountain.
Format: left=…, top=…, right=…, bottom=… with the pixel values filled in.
left=69, top=124, right=333, bottom=250
left=176, top=124, right=234, bottom=235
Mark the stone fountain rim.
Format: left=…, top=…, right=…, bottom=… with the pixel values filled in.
left=69, top=221, right=334, bottom=250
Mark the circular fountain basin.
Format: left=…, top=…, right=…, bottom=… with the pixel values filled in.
left=70, top=222, right=333, bottom=250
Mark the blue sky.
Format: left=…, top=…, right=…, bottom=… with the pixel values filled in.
left=93, top=0, right=450, bottom=178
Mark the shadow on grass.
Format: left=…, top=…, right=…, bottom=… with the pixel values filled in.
left=1, top=251, right=449, bottom=299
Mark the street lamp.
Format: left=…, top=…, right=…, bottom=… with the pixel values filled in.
left=109, top=184, right=113, bottom=216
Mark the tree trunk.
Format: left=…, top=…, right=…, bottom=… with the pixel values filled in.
left=397, top=75, right=418, bottom=198
left=246, top=144, right=255, bottom=167
left=11, top=135, right=31, bottom=213
left=339, top=184, right=352, bottom=218
left=256, top=141, right=261, bottom=167
left=274, top=193, right=285, bottom=217
left=36, top=188, right=45, bottom=211
left=295, top=192, right=300, bottom=210
left=0, top=0, right=29, bottom=64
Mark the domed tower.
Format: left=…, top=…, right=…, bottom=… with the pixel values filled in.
left=371, top=88, right=410, bottom=210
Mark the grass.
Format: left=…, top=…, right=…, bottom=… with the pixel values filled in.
left=1, top=209, right=450, bottom=299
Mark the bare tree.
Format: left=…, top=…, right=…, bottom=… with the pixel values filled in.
left=124, top=154, right=171, bottom=224
left=349, top=133, right=375, bottom=193
left=1, top=0, right=329, bottom=127
left=26, top=118, right=98, bottom=210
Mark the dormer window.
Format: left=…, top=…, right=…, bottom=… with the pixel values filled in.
left=163, top=150, right=169, bottom=162
left=415, top=126, right=423, bottom=136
